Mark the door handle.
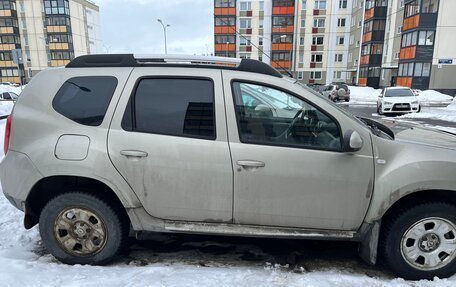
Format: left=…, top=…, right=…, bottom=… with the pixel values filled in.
left=236, top=160, right=265, bottom=168
left=120, top=150, right=148, bottom=159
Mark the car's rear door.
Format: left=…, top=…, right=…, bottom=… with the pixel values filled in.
left=108, top=67, right=233, bottom=222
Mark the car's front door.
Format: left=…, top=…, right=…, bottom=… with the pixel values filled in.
left=223, top=72, right=374, bottom=230
left=108, top=68, right=233, bottom=222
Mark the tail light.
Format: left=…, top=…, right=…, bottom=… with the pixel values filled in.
left=4, top=115, right=12, bottom=155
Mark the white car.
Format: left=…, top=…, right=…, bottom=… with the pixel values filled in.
left=377, top=87, right=421, bottom=115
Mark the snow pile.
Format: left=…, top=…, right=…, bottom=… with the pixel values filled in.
left=0, top=84, right=23, bottom=116
left=447, top=97, right=456, bottom=111
left=0, top=84, right=23, bottom=95
left=417, top=90, right=453, bottom=105
left=348, top=86, right=382, bottom=104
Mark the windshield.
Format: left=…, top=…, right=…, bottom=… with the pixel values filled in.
left=295, top=80, right=393, bottom=138
left=385, top=89, right=414, bottom=97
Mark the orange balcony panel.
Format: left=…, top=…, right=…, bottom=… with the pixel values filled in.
left=272, top=61, right=291, bottom=69
left=358, top=78, right=368, bottom=86
left=396, top=77, right=412, bottom=88
left=272, top=6, right=295, bottom=15
left=214, top=26, right=236, bottom=34
left=271, top=43, right=293, bottom=51
left=214, top=7, right=236, bottom=16
left=214, top=43, right=236, bottom=51
left=360, top=55, right=370, bottom=65
left=399, top=46, right=416, bottom=60
left=403, top=15, right=419, bottom=31
left=272, top=26, right=294, bottom=33
left=364, top=8, right=374, bottom=21
left=362, top=32, right=372, bottom=43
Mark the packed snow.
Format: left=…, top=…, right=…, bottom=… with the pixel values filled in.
left=0, top=119, right=455, bottom=286
left=347, top=86, right=454, bottom=107
left=0, top=84, right=23, bottom=117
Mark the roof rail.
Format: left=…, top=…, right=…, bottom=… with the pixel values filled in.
left=66, top=54, right=283, bottom=78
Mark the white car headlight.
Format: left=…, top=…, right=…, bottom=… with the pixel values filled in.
left=384, top=102, right=393, bottom=105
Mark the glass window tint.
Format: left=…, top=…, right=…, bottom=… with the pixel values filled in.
left=232, top=82, right=341, bottom=150
left=53, top=76, right=118, bottom=126
left=125, top=78, right=215, bottom=140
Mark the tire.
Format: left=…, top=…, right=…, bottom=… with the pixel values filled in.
left=377, top=104, right=384, bottom=115
left=381, top=202, right=456, bottom=280
left=39, top=192, right=128, bottom=265
left=417, top=105, right=421, bottom=113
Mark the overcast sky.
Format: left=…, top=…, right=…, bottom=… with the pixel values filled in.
left=96, top=0, right=214, bottom=55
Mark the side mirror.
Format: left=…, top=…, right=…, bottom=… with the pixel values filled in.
left=343, top=130, right=363, bottom=152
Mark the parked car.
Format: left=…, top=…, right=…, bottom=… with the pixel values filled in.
left=412, top=89, right=422, bottom=96
left=377, top=87, right=421, bottom=115
left=0, top=92, right=19, bottom=101
left=1, top=55, right=455, bottom=280
left=321, top=83, right=351, bottom=102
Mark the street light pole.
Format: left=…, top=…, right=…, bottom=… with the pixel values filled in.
left=157, top=19, right=170, bottom=54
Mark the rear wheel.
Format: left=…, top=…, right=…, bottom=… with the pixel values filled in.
left=381, top=202, right=456, bottom=280
left=39, top=192, right=128, bottom=265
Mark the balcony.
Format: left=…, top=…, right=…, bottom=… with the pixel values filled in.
left=49, top=42, right=70, bottom=50
left=214, top=7, right=236, bottom=16
left=50, top=60, right=71, bottom=67
left=272, top=6, right=295, bottom=15
left=399, top=46, right=416, bottom=60
left=271, top=43, right=293, bottom=51
left=272, top=61, right=291, bottom=69
left=272, top=26, right=294, bottom=33
left=214, top=26, right=236, bottom=34
left=47, top=25, right=68, bottom=33
left=214, top=43, right=236, bottom=51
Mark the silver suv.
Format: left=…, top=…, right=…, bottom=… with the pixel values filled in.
left=1, top=55, right=455, bottom=280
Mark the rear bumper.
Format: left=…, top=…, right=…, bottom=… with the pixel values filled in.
left=0, top=150, right=43, bottom=211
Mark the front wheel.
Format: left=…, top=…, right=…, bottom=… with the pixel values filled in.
left=381, top=202, right=456, bottom=280
left=377, top=104, right=384, bottom=115
left=39, top=192, right=128, bottom=265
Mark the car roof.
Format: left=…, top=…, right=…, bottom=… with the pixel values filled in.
left=384, top=86, right=411, bottom=90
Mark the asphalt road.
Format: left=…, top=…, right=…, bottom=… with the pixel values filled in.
left=339, top=103, right=456, bottom=130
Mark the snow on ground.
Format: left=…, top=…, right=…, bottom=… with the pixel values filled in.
left=398, top=104, right=456, bottom=123
left=0, top=84, right=23, bottom=117
left=417, top=90, right=454, bottom=106
left=348, top=86, right=382, bottom=104
left=0, top=118, right=455, bottom=286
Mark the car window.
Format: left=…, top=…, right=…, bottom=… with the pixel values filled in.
left=2, top=92, right=11, bottom=100
left=385, top=89, right=414, bottom=97
left=232, top=82, right=342, bottom=151
left=52, top=76, right=118, bottom=126
left=122, top=78, right=215, bottom=140
left=10, top=92, right=18, bottom=100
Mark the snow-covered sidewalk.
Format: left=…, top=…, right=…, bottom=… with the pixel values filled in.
left=398, top=97, right=456, bottom=123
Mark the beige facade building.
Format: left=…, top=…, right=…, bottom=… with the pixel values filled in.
left=0, top=0, right=101, bottom=84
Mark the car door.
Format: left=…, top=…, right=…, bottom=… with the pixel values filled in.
left=108, top=68, right=233, bottom=222
left=222, top=71, right=374, bottom=231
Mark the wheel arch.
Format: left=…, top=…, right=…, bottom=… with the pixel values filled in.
left=24, top=175, right=137, bottom=230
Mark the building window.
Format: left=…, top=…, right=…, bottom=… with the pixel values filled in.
left=259, top=1, right=264, bottom=10
left=394, top=52, right=400, bottom=59
left=401, top=31, right=418, bottom=47
left=350, top=35, right=354, bottom=45
left=298, top=71, right=304, bottom=80
left=300, top=36, right=305, bottom=45
left=336, top=36, right=345, bottom=45
left=272, top=52, right=292, bottom=61
left=215, top=17, right=235, bottom=26
left=335, top=54, right=343, bottom=62
left=314, top=0, right=327, bottom=9
left=299, top=53, right=304, bottom=63
left=310, top=71, right=322, bottom=79
left=356, top=40, right=360, bottom=47
left=348, top=52, right=353, bottom=62
left=405, top=1, right=420, bottom=18
left=418, top=30, right=435, bottom=46
left=311, top=54, right=323, bottom=63
left=259, top=19, right=264, bottom=28
left=339, top=0, right=347, bottom=9
left=351, top=17, right=356, bottom=27
left=259, top=37, right=263, bottom=46
left=301, top=18, right=306, bottom=28
left=301, top=0, right=307, bottom=9
left=312, top=36, right=324, bottom=45
left=397, top=25, right=402, bottom=34
left=337, top=18, right=346, bottom=27
left=239, top=36, right=251, bottom=46
left=240, top=53, right=251, bottom=59
left=215, top=0, right=235, bottom=7
left=43, top=0, right=70, bottom=15
left=313, top=18, right=325, bottom=28
left=239, top=1, right=252, bottom=11
left=240, top=19, right=251, bottom=29
left=422, top=0, right=439, bottom=13
left=215, top=35, right=235, bottom=44
left=273, top=16, right=294, bottom=27
left=334, top=71, right=342, bottom=79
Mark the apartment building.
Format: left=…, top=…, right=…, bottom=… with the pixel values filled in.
left=215, top=0, right=455, bottom=93
left=0, top=0, right=101, bottom=84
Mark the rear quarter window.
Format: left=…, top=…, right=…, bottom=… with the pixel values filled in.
left=52, top=76, right=118, bottom=126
